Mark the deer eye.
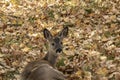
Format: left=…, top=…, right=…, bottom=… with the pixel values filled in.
left=51, top=43, right=55, bottom=46
left=60, top=42, right=63, bottom=45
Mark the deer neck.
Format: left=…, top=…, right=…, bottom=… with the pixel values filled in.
left=44, top=51, right=58, bottom=67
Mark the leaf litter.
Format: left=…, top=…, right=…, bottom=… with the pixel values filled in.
left=0, top=0, right=120, bottom=80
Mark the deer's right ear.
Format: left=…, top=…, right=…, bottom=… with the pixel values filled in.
left=43, top=28, right=53, bottom=40
left=58, top=27, right=69, bottom=39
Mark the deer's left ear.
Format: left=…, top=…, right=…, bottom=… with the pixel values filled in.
left=58, top=27, right=68, bottom=39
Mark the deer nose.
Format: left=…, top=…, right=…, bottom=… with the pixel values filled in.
left=56, top=48, right=62, bottom=53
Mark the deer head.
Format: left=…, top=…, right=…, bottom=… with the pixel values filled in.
left=43, top=27, right=68, bottom=66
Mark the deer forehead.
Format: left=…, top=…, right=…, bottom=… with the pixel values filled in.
left=53, top=37, right=60, bottom=43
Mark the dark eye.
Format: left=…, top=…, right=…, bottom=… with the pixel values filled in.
left=51, top=43, right=55, bottom=46
left=60, top=42, right=62, bottom=45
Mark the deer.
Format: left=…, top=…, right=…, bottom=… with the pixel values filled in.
left=21, top=27, right=69, bottom=80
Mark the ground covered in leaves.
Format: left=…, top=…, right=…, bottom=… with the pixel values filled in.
left=0, top=0, right=120, bottom=80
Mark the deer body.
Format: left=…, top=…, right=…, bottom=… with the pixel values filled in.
left=21, top=27, right=68, bottom=80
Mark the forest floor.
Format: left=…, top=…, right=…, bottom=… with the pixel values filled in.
left=0, top=0, right=120, bottom=80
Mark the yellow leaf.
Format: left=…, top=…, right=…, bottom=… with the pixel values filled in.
left=22, top=47, right=30, bottom=52
left=19, top=43, right=25, bottom=48
left=75, top=70, right=82, bottom=76
left=10, top=0, right=19, bottom=5
left=96, top=68, right=108, bottom=76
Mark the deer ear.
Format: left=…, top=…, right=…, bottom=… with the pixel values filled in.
left=59, top=27, right=68, bottom=39
left=43, top=28, right=53, bottom=40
